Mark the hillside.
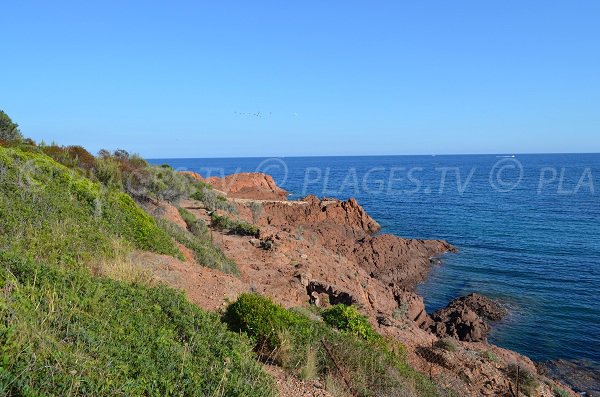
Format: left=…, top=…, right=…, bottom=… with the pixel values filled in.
left=0, top=129, right=578, bottom=397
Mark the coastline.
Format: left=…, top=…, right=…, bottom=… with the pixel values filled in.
left=151, top=170, right=582, bottom=397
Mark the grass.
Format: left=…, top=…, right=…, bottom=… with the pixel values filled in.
left=210, top=213, right=260, bottom=237
left=0, top=253, right=275, bottom=396
left=0, top=147, right=180, bottom=268
left=224, top=293, right=448, bottom=397
left=157, top=217, right=239, bottom=275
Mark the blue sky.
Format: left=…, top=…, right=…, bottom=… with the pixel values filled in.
left=2, top=1, right=599, bottom=157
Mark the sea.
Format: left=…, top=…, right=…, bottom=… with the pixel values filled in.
left=150, top=154, right=600, bottom=367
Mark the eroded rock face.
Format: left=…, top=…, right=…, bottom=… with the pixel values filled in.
left=206, top=173, right=289, bottom=200
left=351, top=235, right=457, bottom=288
left=430, top=293, right=507, bottom=342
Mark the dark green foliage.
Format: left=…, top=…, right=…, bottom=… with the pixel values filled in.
left=0, top=147, right=180, bottom=266
left=224, top=294, right=444, bottom=397
left=0, top=110, right=22, bottom=142
left=0, top=254, right=276, bottom=397
left=322, top=304, right=381, bottom=342
left=211, top=213, right=260, bottom=237
left=157, top=218, right=238, bottom=275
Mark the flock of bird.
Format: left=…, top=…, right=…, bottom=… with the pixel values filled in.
left=234, top=111, right=299, bottom=118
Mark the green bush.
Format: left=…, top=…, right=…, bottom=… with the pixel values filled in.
left=178, top=207, right=210, bottom=238
left=322, top=304, right=381, bottom=342
left=0, top=147, right=180, bottom=267
left=0, top=254, right=275, bottom=397
left=211, top=213, right=260, bottom=237
left=129, top=165, right=192, bottom=204
left=0, top=110, right=22, bottom=142
left=191, top=186, right=237, bottom=213
left=157, top=218, right=239, bottom=275
left=224, top=294, right=445, bottom=397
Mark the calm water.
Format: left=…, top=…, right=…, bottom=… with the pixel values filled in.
left=151, top=154, right=600, bottom=365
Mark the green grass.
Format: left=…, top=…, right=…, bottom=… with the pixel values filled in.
left=0, top=147, right=180, bottom=267
left=0, top=253, right=275, bottom=396
left=224, top=293, right=447, bottom=397
left=210, top=213, right=260, bottom=237
left=157, top=217, right=239, bottom=275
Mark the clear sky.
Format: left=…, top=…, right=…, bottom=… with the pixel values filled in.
left=2, top=1, right=599, bottom=158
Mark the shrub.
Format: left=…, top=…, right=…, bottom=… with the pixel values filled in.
left=125, top=165, right=192, bottom=204
left=178, top=207, right=210, bottom=238
left=0, top=254, right=276, bottom=397
left=0, top=147, right=180, bottom=267
left=507, top=363, right=540, bottom=397
left=434, top=338, right=458, bottom=352
left=157, top=218, right=239, bottom=275
left=322, top=304, right=381, bottom=342
left=0, top=110, right=22, bottom=142
left=553, top=387, right=569, bottom=397
left=211, top=213, right=260, bottom=237
left=480, top=350, right=499, bottom=362
left=191, top=186, right=237, bottom=213
left=224, top=293, right=445, bottom=397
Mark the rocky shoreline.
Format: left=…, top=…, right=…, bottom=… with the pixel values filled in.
left=150, top=171, right=582, bottom=396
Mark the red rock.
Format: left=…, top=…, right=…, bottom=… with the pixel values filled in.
left=206, top=173, right=288, bottom=200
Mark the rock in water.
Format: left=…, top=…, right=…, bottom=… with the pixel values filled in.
left=430, top=293, right=507, bottom=342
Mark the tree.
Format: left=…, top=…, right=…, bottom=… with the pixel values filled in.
left=0, top=110, right=23, bottom=142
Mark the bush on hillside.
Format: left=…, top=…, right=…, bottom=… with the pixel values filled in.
left=322, top=304, right=381, bottom=342
left=191, top=185, right=237, bottom=213
left=0, top=147, right=180, bottom=267
left=125, top=165, right=192, bottom=204
left=224, top=293, right=445, bottom=397
left=157, top=218, right=238, bottom=275
left=0, top=254, right=275, bottom=397
left=211, top=213, right=260, bottom=237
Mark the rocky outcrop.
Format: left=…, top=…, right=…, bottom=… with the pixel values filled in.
left=430, top=293, right=507, bottom=342
left=206, top=173, right=288, bottom=200
left=351, top=235, right=457, bottom=288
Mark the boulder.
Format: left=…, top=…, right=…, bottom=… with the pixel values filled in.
left=431, top=293, right=506, bottom=342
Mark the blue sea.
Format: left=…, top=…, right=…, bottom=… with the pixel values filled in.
left=151, top=154, right=600, bottom=366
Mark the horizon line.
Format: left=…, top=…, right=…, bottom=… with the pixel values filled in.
left=147, top=151, right=600, bottom=160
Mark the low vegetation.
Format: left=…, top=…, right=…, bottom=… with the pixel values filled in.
left=211, top=213, right=260, bottom=237
left=507, top=363, right=540, bottom=397
left=0, top=253, right=275, bottom=396
left=224, top=293, right=447, bottom=397
left=0, top=147, right=180, bottom=267
left=157, top=217, right=239, bottom=275
left=191, top=184, right=237, bottom=213
left=322, top=304, right=382, bottom=342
